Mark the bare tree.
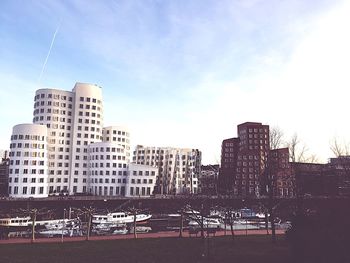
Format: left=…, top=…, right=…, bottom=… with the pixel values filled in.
left=287, top=133, right=309, bottom=162
left=330, top=137, right=350, bottom=157
left=75, top=206, right=96, bottom=241
left=270, top=126, right=284, bottom=150
left=16, top=207, right=50, bottom=243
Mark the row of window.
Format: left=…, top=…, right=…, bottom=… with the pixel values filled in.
left=34, top=101, right=71, bottom=108
left=11, top=135, right=45, bottom=141
left=90, top=147, right=125, bottom=153
left=9, top=169, right=45, bottom=174
left=78, top=111, right=101, bottom=117
left=34, top=115, right=72, bottom=122
left=9, top=186, right=44, bottom=195
left=48, top=178, right=86, bottom=183
left=104, top=130, right=129, bottom=136
left=90, top=163, right=127, bottom=169
left=90, top=155, right=126, bottom=161
left=9, top=177, right=45, bottom=183
left=10, top=143, right=45, bottom=149
left=92, top=178, right=127, bottom=184
left=10, top=160, right=45, bottom=166
left=79, top=96, right=102, bottom=105
left=90, top=170, right=127, bottom=176
left=131, top=179, right=153, bottom=184
left=34, top=93, right=72, bottom=101
left=78, top=103, right=101, bottom=111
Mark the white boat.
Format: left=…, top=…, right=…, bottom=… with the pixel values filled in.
left=92, top=222, right=128, bottom=235
left=129, top=226, right=152, bottom=234
left=38, top=229, right=70, bottom=237
left=188, top=217, right=221, bottom=229
left=92, top=212, right=152, bottom=225
left=0, top=216, right=31, bottom=230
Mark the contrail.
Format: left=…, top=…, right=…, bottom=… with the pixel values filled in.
left=38, top=20, right=61, bottom=84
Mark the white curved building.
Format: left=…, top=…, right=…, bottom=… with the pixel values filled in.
left=102, top=126, right=131, bottom=162
left=32, top=83, right=103, bottom=194
left=88, top=142, right=128, bottom=196
left=8, top=124, right=48, bottom=198
left=8, top=82, right=162, bottom=198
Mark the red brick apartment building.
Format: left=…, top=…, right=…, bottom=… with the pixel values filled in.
left=219, top=122, right=294, bottom=198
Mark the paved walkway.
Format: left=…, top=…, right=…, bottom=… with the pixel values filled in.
left=0, top=229, right=285, bottom=244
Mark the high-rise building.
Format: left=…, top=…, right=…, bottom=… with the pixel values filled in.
left=31, top=83, right=103, bottom=194
left=133, top=145, right=202, bottom=194
left=219, top=122, right=294, bottom=198
left=8, top=83, right=157, bottom=198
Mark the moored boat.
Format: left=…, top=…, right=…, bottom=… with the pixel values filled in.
left=92, top=212, right=152, bottom=225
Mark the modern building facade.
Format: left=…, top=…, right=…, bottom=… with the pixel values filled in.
left=30, top=83, right=103, bottom=194
left=8, top=83, right=157, bottom=198
left=8, top=124, right=49, bottom=197
left=133, top=145, right=202, bottom=194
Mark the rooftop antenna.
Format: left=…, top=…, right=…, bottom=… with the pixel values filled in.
left=37, top=19, right=61, bottom=85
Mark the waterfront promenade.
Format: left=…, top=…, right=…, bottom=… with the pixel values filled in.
left=0, top=229, right=285, bottom=244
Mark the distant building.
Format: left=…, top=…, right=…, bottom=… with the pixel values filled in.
left=327, top=156, right=350, bottom=196
left=219, top=138, right=238, bottom=193
left=133, top=145, right=202, bottom=194
left=0, top=150, right=9, bottom=196
left=291, top=162, right=337, bottom=197
left=292, top=156, right=350, bottom=197
left=199, top=165, right=219, bottom=195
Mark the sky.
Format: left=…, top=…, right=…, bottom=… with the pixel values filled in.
left=1, top=0, right=350, bottom=164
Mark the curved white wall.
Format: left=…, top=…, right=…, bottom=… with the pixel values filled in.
left=102, top=126, right=130, bottom=162
left=33, top=88, right=73, bottom=194
left=8, top=124, right=48, bottom=198
left=88, top=142, right=128, bottom=196
left=71, top=83, right=104, bottom=194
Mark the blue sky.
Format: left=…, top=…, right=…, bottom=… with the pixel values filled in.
left=1, top=0, right=349, bottom=164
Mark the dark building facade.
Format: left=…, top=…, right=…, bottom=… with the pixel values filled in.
left=199, top=165, right=219, bottom=195
left=0, top=151, right=9, bottom=196
left=327, top=156, right=350, bottom=196
left=269, top=148, right=294, bottom=198
left=291, top=162, right=337, bottom=197
left=292, top=156, right=350, bottom=197
left=219, top=138, right=238, bottom=193
left=219, top=122, right=295, bottom=198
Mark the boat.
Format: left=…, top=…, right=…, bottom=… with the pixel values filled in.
left=38, top=229, right=71, bottom=237
left=0, top=216, right=32, bottom=231
left=188, top=217, right=221, bottom=230
left=92, top=222, right=127, bottom=235
left=92, top=212, right=152, bottom=225
left=129, top=226, right=152, bottom=234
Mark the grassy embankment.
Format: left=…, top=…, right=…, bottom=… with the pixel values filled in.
left=0, top=235, right=290, bottom=263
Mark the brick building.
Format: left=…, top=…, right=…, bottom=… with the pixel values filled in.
left=219, top=122, right=295, bottom=198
